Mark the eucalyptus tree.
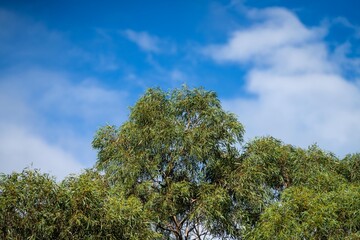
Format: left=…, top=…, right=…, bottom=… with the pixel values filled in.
left=0, top=169, right=62, bottom=239
left=0, top=169, right=156, bottom=240
left=233, top=137, right=346, bottom=228
left=248, top=183, right=360, bottom=239
left=60, top=169, right=157, bottom=239
left=339, top=153, right=360, bottom=183
left=237, top=137, right=360, bottom=239
left=93, top=87, right=245, bottom=239
left=2, top=86, right=359, bottom=239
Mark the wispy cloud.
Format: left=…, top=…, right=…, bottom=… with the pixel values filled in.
left=123, top=29, right=176, bottom=54
left=0, top=8, right=127, bottom=74
left=204, top=7, right=360, bottom=156
left=0, top=8, right=79, bottom=68
left=333, top=16, right=360, bottom=38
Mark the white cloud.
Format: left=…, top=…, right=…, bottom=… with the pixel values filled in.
left=332, top=42, right=360, bottom=77
left=124, top=29, right=159, bottom=52
left=0, top=125, right=84, bottom=180
left=205, top=7, right=360, bottom=156
left=204, top=8, right=325, bottom=67
left=0, top=69, right=128, bottom=179
left=123, top=29, right=176, bottom=54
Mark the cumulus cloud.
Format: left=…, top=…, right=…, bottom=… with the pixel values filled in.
left=123, top=29, right=176, bottom=54
left=204, top=7, right=360, bottom=156
left=205, top=8, right=327, bottom=68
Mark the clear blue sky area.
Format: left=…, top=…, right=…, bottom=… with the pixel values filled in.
left=0, top=0, right=359, bottom=179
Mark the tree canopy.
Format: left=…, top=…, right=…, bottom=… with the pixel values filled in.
left=1, top=87, right=359, bottom=239
left=92, top=87, right=245, bottom=239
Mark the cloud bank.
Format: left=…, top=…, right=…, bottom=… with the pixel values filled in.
left=205, top=7, right=360, bottom=156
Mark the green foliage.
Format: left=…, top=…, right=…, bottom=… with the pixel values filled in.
left=1, top=87, right=359, bottom=239
left=0, top=169, right=61, bottom=239
left=93, top=87, right=245, bottom=239
left=0, top=169, right=156, bottom=239
left=59, top=170, right=110, bottom=239
left=248, top=184, right=360, bottom=239
left=236, top=137, right=359, bottom=239
left=339, top=153, right=360, bottom=183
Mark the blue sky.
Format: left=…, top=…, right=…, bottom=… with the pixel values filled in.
left=1, top=0, right=359, bottom=179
